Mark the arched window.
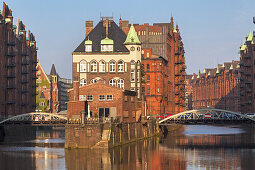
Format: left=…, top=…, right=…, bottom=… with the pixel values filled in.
left=109, top=79, right=116, bottom=87
left=117, top=79, right=124, bottom=89
left=80, top=60, right=87, bottom=72
left=80, top=79, right=87, bottom=86
left=118, top=60, right=124, bottom=72
left=90, top=60, right=97, bottom=72
left=90, top=79, right=97, bottom=84
left=131, top=61, right=135, bottom=82
left=99, top=60, right=105, bottom=72
left=109, top=60, right=116, bottom=72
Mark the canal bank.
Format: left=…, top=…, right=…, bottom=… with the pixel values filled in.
left=65, top=120, right=159, bottom=149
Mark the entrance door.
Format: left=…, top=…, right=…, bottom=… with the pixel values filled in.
left=105, top=108, right=110, bottom=117
left=99, top=108, right=104, bottom=118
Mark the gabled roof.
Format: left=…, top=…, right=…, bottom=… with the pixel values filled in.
left=50, top=64, right=57, bottom=75
left=36, top=62, right=50, bottom=83
left=73, top=20, right=129, bottom=53
left=124, top=24, right=141, bottom=45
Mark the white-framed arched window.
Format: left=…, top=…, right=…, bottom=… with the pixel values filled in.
left=99, top=60, right=105, bottom=72
left=90, top=60, right=97, bottom=72
left=80, top=60, right=87, bottom=72
left=90, top=79, right=97, bottom=84
left=109, top=79, right=116, bottom=87
left=118, top=60, right=124, bottom=72
left=117, top=79, right=124, bottom=89
left=131, top=60, right=135, bottom=82
left=80, top=79, right=87, bottom=86
left=109, top=60, right=116, bottom=72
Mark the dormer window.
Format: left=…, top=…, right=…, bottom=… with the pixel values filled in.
left=85, top=37, right=92, bottom=52
left=101, top=37, right=114, bottom=52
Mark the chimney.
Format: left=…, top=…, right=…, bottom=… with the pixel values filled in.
left=85, top=21, right=93, bottom=37
left=120, top=20, right=129, bottom=35
left=73, top=81, right=79, bottom=101
left=105, top=17, right=109, bottom=37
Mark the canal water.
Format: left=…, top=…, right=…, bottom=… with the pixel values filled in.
left=0, top=125, right=254, bottom=170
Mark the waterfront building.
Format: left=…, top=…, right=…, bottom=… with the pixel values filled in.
left=36, top=63, right=72, bottom=113
left=0, top=2, right=37, bottom=120
left=140, top=48, right=168, bottom=115
left=239, top=31, right=255, bottom=113
left=120, top=17, right=186, bottom=115
left=185, top=75, right=193, bottom=110
left=67, top=81, right=139, bottom=122
left=189, top=60, right=240, bottom=112
left=72, top=17, right=142, bottom=98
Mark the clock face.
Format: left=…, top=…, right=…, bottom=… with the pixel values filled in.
left=130, top=47, right=135, bottom=51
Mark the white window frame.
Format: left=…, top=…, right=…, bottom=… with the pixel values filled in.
left=101, top=45, right=113, bottom=52
left=79, top=95, right=86, bottom=101
left=80, top=60, right=87, bottom=72
left=87, top=95, right=93, bottom=101
left=99, top=95, right=105, bottom=101
left=90, top=60, right=97, bottom=72
left=90, top=79, right=97, bottom=84
left=85, top=45, right=92, bottom=52
left=80, top=79, right=87, bottom=86
left=109, top=60, right=116, bottom=72
left=106, top=95, right=113, bottom=101
left=118, top=60, right=124, bottom=72
left=131, top=70, right=135, bottom=82
left=117, top=79, right=124, bottom=89
left=109, top=79, right=116, bottom=87
left=99, top=60, right=105, bottom=72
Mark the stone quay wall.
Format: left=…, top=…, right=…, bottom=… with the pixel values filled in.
left=65, top=120, right=159, bottom=149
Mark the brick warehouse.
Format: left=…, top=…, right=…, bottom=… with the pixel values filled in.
left=36, top=62, right=72, bottom=113
left=120, top=17, right=186, bottom=114
left=140, top=48, right=168, bottom=115
left=0, top=3, right=37, bottom=120
left=190, top=60, right=240, bottom=112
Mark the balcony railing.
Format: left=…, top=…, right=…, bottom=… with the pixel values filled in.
left=6, top=52, right=15, bottom=57
left=6, top=73, right=16, bottom=78
left=6, top=41, right=15, bottom=46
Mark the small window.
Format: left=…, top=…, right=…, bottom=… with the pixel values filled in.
left=147, top=75, right=150, bottom=82
left=131, top=70, right=135, bottom=82
left=109, top=60, right=116, bottom=72
left=146, top=52, right=150, bottom=58
left=90, top=61, right=97, bottom=72
left=147, top=64, right=150, bottom=72
left=109, top=79, right=116, bottom=87
left=157, top=88, right=160, bottom=93
left=99, top=95, right=105, bottom=101
left=87, top=95, right=93, bottom=101
left=142, top=87, right=145, bottom=93
left=107, top=95, right=113, bottom=101
left=85, top=45, right=92, bottom=52
left=80, top=79, right=87, bottom=86
left=80, top=60, right=87, bottom=72
left=79, top=95, right=86, bottom=101
left=131, top=97, right=134, bottom=102
left=137, top=47, right=140, bottom=51
left=118, top=60, right=124, bottom=72
left=90, top=79, right=97, bottom=84
left=99, top=60, right=105, bottom=72
left=117, top=79, right=124, bottom=89
left=124, top=96, right=128, bottom=102
left=130, top=88, right=135, bottom=91
left=147, top=87, right=150, bottom=95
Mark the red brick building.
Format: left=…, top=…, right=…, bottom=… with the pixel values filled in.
left=185, top=75, right=193, bottom=110
left=0, top=2, right=37, bottom=120
left=239, top=31, right=255, bottom=113
left=141, top=49, right=168, bottom=115
left=120, top=17, right=186, bottom=114
left=67, top=81, right=140, bottom=122
left=190, top=60, right=240, bottom=112
left=36, top=63, right=72, bottom=113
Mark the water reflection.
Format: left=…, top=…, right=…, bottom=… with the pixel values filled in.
left=0, top=125, right=254, bottom=170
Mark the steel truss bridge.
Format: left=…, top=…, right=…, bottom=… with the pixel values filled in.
left=159, top=109, right=255, bottom=125
left=0, top=112, right=67, bottom=126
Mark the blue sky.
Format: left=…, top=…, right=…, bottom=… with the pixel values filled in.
left=2, top=0, right=255, bottom=78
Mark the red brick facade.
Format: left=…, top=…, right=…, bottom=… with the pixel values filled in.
left=67, top=81, right=140, bottom=122
left=121, top=17, right=186, bottom=114
left=0, top=3, right=37, bottom=120
left=141, top=49, right=168, bottom=115
left=189, top=61, right=240, bottom=112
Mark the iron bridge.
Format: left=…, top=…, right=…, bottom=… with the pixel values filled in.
left=0, top=112, right=67, bottom=126
left=159, top=109, right=255, bottom=124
